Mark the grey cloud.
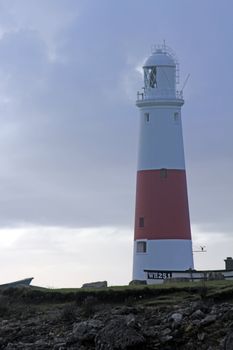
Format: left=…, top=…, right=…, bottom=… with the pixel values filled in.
left=0, top=0, right=232, bottom=236
left=0, top=18, right=138, bottom=228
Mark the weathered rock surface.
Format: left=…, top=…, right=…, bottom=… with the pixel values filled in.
left=95, top=316, right=145, bottom=349
left=225, top=331, right=233, bottom=350
left=72, top=319, right=103, bottom=341
left=129, top=280, right=147, bottom=286
left=0, top=292, right=232, bottom=349
left=81, top=281, right=108, bottom=289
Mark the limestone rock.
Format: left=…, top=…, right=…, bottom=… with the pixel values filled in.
left=191, top=309, right=205, bottom=319
left=200, top=314, right=217, bottom=326
left=129, top=280, right=147, bottom=285
left=0, top=287, right=233, bottom=349
left=197, top=332, right=205, bottom=341
left=170, top=312, right=183, bottom=323
left=224, top=332, right=233, bottom=350
left=81, top=281, right=107, bottom=289
left=95, top=316, right=145, bottom=350
left=73, top=319, right=103, bottom=341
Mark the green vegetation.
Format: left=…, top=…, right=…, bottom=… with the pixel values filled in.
left=1, top=280, right=233, bottom=307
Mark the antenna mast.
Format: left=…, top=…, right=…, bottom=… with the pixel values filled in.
left=181, top=73, right=190, bottom=93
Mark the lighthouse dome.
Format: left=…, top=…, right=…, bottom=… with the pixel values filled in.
left=144, top=49, right=175, bottom=67
left=142, top=47, right=178, bottom=99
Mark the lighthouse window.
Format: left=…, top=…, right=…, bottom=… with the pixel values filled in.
left=174, top=112, right=180, bottom=123
left=136, top=241, right=147, bottom=253
left=149, top=67, right=157, bottom=88
left=139, top=217, right=144, bottom=227
left=144, top=67, right=157, bottom=88
left=144, top=113, right=150, bottom=123
left=160, top=168, right=167, bottom=178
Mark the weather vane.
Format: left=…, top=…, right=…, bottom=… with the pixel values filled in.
left=193, top=246, right=207, bottom=253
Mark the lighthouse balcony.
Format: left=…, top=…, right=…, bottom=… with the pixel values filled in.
left=137, top=89, right=183, bottom=102
left=136, top=89, right=184, bottom=107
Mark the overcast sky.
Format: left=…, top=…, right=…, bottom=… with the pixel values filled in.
left=0, top=0, right=233, bottom=287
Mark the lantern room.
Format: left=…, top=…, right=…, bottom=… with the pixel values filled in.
left=142, top=47, right=178, bottom=100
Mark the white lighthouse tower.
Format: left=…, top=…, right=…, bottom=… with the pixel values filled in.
left=133, top=45, right=194, bottom=281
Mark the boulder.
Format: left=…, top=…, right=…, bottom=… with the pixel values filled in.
left=95, top=316, right=145, bottom=350
left=81, top=281, right=107, bottom=289
left=222, top=309, right=233, bottom=321
left=73, top=320, right=103, bottom=341
left=224, top=332, right=233, bottom=350
left=129, top=280, right=147, bottom=286
left=200, top=314, right=217, bottom=326
left=191, top=309, right=205, bottom=320
left=170, top=312, right=183, bottom=323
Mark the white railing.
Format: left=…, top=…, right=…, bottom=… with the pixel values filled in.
left=137, top=89, right=183, bottom=101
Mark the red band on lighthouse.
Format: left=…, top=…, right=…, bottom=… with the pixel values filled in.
left=134, top=169, right=191, bottom=240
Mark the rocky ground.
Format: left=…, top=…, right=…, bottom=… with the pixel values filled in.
left=0, top=284, right=232, bottom=349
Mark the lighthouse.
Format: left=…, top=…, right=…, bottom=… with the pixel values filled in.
left=132, top=45, right=194, bottom=281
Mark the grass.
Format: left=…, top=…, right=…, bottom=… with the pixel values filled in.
left=51, top=280, right=233, bottom=291
left=1, top=280, right=233, bottom=308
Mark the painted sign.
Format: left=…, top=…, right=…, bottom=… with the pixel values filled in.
left=147, top=271, right=173, bottom=280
